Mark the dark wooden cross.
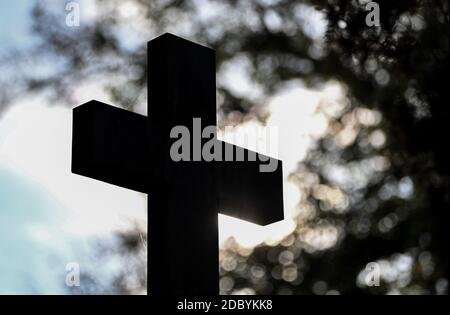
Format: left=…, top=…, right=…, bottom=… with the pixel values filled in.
left=71, top=33, right=284, bottom=295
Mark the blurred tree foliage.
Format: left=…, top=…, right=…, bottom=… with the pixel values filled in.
left=1, top=0, right=447, bottom=294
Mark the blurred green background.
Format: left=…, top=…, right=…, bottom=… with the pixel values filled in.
left=0, top=0, right=448, bottom=295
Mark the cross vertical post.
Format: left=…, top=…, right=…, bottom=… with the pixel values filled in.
left=147, top=34, right=218, bottom=295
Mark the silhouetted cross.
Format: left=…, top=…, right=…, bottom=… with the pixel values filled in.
left=72, top=33, right=284, bottom=295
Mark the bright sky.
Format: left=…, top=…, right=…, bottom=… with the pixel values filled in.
left=0, top=81, right=344, bottom=244
left=0, top=0, right=338, bottom=293
left=0, top=2, right=33, bottom=53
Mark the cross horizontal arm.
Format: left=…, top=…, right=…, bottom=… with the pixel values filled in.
left=72, top=100, right=160, bottom=193
left=217, top=142, right=284, bottom=226
left=72, top=102, right=284, bottom=225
